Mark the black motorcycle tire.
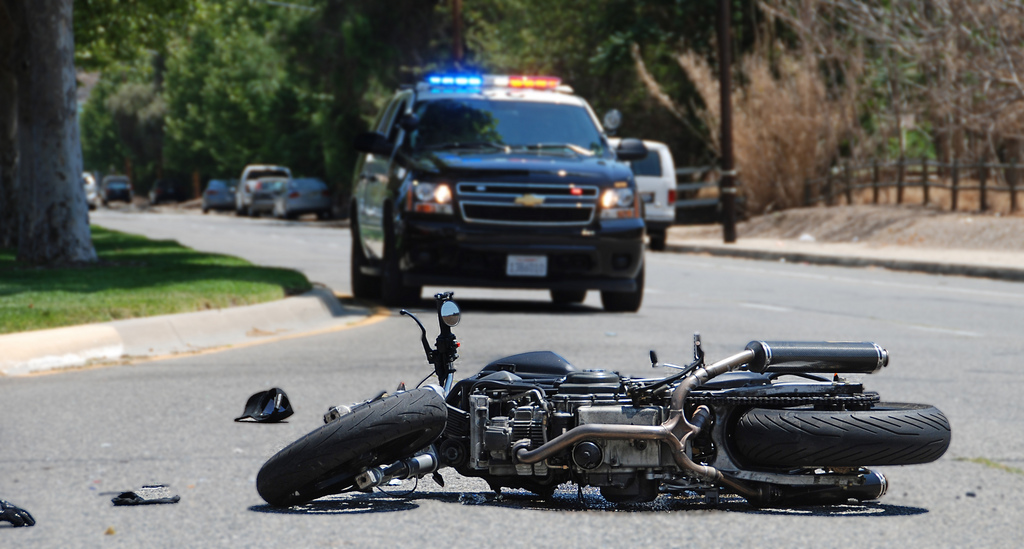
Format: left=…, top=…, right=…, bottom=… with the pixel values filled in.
left=256, top=388, right=447, bottom=507
left=733, top=403, right=951, bottom=468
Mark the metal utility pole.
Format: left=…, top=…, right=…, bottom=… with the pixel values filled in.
left=452, top=0, right=464, bottom=64
left=717, top=0, right=737, bottom=243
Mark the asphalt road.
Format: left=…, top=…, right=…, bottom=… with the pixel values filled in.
left=1, top=209, right=1021, bottom=547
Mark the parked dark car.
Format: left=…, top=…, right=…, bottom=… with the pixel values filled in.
left=100, top=175, right=133, bottom=205
left=149, top=178, right=190, bottom=205
left=202, top=179, right=238, bottom=213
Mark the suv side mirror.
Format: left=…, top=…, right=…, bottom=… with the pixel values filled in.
left=615, top=138, right=648, bottom=162
left=398, top=113, right=420, bottom=132
left=354, top=132, right=394, bottom=156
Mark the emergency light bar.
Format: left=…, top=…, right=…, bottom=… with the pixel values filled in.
left=423, top=74, right=565, bottom=92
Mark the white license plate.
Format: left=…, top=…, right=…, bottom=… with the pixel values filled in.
left=506, top=255, right=547, bottom=277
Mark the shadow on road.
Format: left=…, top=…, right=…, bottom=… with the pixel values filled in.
left=249, top=487, right=928, bottom=517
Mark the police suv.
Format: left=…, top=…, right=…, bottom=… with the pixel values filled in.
left=349, top=74, right=648, bottom=312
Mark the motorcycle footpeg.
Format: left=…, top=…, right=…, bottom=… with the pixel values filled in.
left=355, top=468, right=385, bottom=490
left=323, top=404, right=352, bottom=424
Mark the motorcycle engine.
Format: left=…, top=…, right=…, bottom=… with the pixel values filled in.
left=454, top=370, right=668, bottom=478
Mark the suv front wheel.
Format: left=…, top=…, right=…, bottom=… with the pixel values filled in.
left=380, top=210, right=421, bottom=306
left=600, top=265, right=644, bottom=312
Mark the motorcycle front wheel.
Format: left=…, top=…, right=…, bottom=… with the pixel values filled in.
left=256, top=388, right=447, bottom=507
left=733, top=402, right=951, bottom=468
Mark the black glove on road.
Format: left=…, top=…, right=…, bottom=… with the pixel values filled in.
left=0, top=500, right=35, bottom=527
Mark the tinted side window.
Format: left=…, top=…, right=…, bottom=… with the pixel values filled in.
left=629, top=150, right=662, bottom=177
left=375, top=92, right=412, bottom=136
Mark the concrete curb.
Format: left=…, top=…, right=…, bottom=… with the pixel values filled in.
left=0, top=287, right=372, bottom=377
left=665, top=239, right=1024, bottom=282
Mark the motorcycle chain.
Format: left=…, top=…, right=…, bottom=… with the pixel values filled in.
left=685, top=392, right=880, bottom=407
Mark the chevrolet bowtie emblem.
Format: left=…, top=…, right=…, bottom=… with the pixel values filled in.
left=515, top=194, right=545, bottom=207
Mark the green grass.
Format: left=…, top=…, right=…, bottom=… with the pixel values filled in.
left=0, top=226, right=312, bottom=334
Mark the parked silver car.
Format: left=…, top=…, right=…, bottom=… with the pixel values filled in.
left=202, top=179, right=238, bottom=213
left=272, top=177, right=333, bottom=220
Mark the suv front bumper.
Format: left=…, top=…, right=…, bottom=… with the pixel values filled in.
left=398, top=217, right=645, bottom=291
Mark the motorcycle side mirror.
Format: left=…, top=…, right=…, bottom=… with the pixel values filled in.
left=440, top=301, right=461, bottom=327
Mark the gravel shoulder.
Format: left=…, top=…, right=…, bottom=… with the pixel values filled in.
left=672, top=204, right=1024, bottom=251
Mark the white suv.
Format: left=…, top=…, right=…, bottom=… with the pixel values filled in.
left=236, top=164, right=291, bottom=216
left=610, top=139, right=676, bottom=250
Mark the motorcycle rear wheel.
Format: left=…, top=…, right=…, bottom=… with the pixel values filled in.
left=256, top=388, right=447, bottom=507
left=733, top=403, right=951, bottom=468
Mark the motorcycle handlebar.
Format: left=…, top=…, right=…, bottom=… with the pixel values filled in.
left=744, top=341, right=888, bottom=374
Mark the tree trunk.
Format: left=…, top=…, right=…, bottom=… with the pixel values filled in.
left=12, top=0, right=96, bottom=264
left=0, top=0, right=18, bottom=248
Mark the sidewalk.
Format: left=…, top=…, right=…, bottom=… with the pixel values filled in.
left=666, top=227, right=1024, bottom=281
left=0, top=287, right=378, bottom=377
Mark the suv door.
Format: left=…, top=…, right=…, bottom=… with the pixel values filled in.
left=357, top=91, right=413, bottom=260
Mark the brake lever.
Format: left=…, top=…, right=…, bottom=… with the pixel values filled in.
left=401, top=309, right=435, bottom=363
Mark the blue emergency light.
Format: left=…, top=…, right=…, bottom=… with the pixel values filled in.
left=427, top=75, right=483, bottom=87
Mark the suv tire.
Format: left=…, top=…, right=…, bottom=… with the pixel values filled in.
left=380, top=210, right=421, bottom=306
left=649, top=230, right=666, bottom=251
left=600, top=265, right=644, bottom=312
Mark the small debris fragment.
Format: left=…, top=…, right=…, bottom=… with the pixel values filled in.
left=112, top=484, right=180, bottom=506
left=105, top=527, right=116, bottom=535
left=966, top=491, right=977, bottom=498
left=458, top=493, right=487, bottom=505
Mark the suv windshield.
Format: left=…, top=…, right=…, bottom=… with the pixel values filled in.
left=408, top=99, right=608, bottom=156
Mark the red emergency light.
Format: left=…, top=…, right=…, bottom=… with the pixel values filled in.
left=507, top=76, right=561, bottom=89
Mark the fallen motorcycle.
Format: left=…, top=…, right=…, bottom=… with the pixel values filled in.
left=257, top=292, right=951, bottom=508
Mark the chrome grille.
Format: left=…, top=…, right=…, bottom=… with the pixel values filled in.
left=456, top=182, right=598, bottom=226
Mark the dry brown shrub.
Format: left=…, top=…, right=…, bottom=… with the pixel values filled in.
left=676, top=49, right=857, bottom=214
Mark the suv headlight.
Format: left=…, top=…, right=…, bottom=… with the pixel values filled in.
left=600, top=187, right=638, bottom=219
left=408, top=181, right=454, bottom=214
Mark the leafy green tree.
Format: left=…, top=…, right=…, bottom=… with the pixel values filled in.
left=278, top=0, right=441, bottom=191
left=74, top=0, right=192, bottom=70
left=80, top=74, right=130, bottom=174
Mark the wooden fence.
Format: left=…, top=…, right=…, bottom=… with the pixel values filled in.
left=804, top=159, right=1023, bottom=213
